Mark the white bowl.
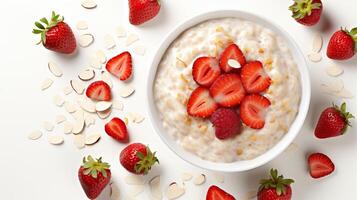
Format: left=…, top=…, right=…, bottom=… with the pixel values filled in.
left=147, top=10, right=311, bottom=172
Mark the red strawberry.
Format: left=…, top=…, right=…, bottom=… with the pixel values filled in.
left=120, top=143, right=159, bottom=175
left=289, top=0, right=323, bottom=26
left=206, top=185, right=236, bottom=200
left=105, top=117, right=129, bottom=143
left=106, top=51, right=133, bottom=81
left=210, top=108, right=242, bottom=140
left=327, top=28, right=357, bottom=60
left=240, top=94, right=271, bottom=129
left=129, top=0, right=161, bottom=25
left=192, top=57, right=221, bottom=87
left=86, top=81, right=112, bottom=101
left=209, top=74, right=246, bottom=108
left=308, top=153, right=335, bottom=179
left=314, top=102, right=354, bottom=139
left=187, top=87, right=218, bottom=118
left=78, top=155, right=111, bottom=199
left=32, top=11, right=76, bottom=54
left=241, top=61, right=271, bottom=94
left=258, top=169, right=294, bottom=200
left=219, top=44, right=246, bottom=73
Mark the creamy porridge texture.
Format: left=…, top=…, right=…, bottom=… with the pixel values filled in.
left=154, top=18, right=301, bottom=163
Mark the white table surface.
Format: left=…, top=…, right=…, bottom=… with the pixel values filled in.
left=1, top=0, right=357, bottom=199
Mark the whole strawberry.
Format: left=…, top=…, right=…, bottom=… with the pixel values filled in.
left=258, top=169, right=294, bottom=200
left=327, top=28, right=357, bottom=60
left=289, top=0, right=322, bottom=26
left=129, top=0, right=161, bottom=25
left=78, top=155, right=111, bottom=199
left=120, top=143, right=159, bottom=175
left=32, top=11, right=76, bottom=54
left=315, top=102, right=354, bottom=139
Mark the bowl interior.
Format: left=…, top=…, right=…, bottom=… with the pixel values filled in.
left=147, top=10, right=311, bottom=172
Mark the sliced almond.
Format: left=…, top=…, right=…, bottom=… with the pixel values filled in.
left=78, top=69, right=95, bottom=81
left=119, top=86, right=135, bottom=98
left=55, top=115, right=66, bottom=124
left=128, top=112, right=145, bottom=123
left=63, top=85, right=73, bottom=95
left=90, top=56, right=102, bottom=69
left=53, top=95, right=65, bottom=107
left=73, top=134, right=85, bottom=149
left=133, top=45, right=146, bottom=56
left=193, top=174, right=206, bottom=185
left=181, top=172, right=193, bottom=181
left=149, top=176, right=162, bottom=200
left=96, top=101, right=112, bottom=112
left=312, top=34, right=323, bottom=53
left=63, top=121, right=73, bottom=134
left=81, top=0, right=97, bottom=9
left=43, top=121, right=54, bottom=131
left=97, top=109, right=112, bottom=119
left=72, top=118, right=85, bottom=135
left=28, top=130, right=43, bottom=140
left=96, top=50, right=107, bottom=64
left=110, top=182, right=120, bottom=200
left=116, top=26, right=127, bottom=37
left=41, top=78, right=53, bottom=90
left=308, top=52, right=322, bottom=62
left=85, top=114, right=96, bottom=127
left=85, top=133, right=101, bottom=145
left=326, top=64, right=343, bottom=77
left=227, top=59, right=241, bottom=68
left=48, top=61, right=63, bottom=77
left=213, top=173, right=224, bottom=183
left=79, top=34, right=94, bottom=47
left=78, top=97, right=96, bottom=113
left=73, top=109, right=84, bottom=120
left=76, top=20, right=88, bottom=30
left=166, top=183, right=185, bottom=200
left=64, top=101, right=77, bottom=113
left=48, top=135, right=64, bottom=145
left=126, top=34, right=139, bottom=46
left=112, top=100, right=123, bottom=110
left=70, top=80, right=85, bottom=95
left=124, top=175, right=145, bottom=185
left=101, top=71, right=113, bottom=88
left=104, top=34, right=116, bottom=49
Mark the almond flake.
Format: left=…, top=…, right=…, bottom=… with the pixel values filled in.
left=78, top=97, right=96, bottom=113
left=97, top=109, right=112, bottom=119
left=85, top=133, right=101, bottom=145
left=126, top=34, right=139, bottom=46
left=64, top=101, right=77, bottom=113
left=73, top=109, right=85, bottom=120
left=63, top=121, right=73, bottom=134
left=124, top=175, right=145, bottom=185
left=308, top=52, right=322, bottom=62
left=63, top=85, right=73, bottom=95
left=79, top=34, right=94, bottom=47
left=101, top=71, right=113, bottom=88
left=90, top=56, right=102, bottom=69
left=129, top=112, right=145, bottom=123
left=96, top=50, right=107, bottom=64
left=55, top=115, right=66, bottom=124
left=53, top=95, right=65, bottom=107
left=76, top=20, right=88, bottom=30
left=166, top=183, right=185, bottom=200
left=227, top=59, right=241, bottom=68
left=72, top=118, right=85, bottom=134
left=115, top=26, right=127, bottom=37
left=104, top=34, right=116, bottom=49
left=78, top=69, right=95, bottom=81
left=181, top=172, right=193, bottom=181
left=70, top=80, right=85, bottom=95
left=193, top=174, right=206, bottom=185
left=48, top=135, right=64, bottom=145
left=28, top=130, right=43, bottom=140
left=110, top=182, right=120, bottom=200
left=81, top=0, right=97, bottom=9
left=133, top=45, right=146, bottom=56
left=96, top=101, right=112, bottom=112
left=41, top=78, right=53, bottom=90
left=149, top=176, right=162, bottom=200
left=112, top=100, right=123, bottom=110
left=85, top=114, right=96, bottom=127
left=48, top=61, right=63, bottom=77
left=326, top=64, right=344, bottom=77
left=312, top=34, right=323, bottom=53
left=129, top=185, right=145, bottom=197
left=119, top=86, right=135, bottom=98
left=73, top=134, right=85, bottom=149
left=43, top=121, right=54, bottom=131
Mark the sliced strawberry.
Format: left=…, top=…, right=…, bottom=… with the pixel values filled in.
left=192, top=57, right=221, bottom=87
left=187, top=87, right=218, bottom=118
left=106, top=51, right=132, bottom=81
left=308, top=153, right=335, bottom=179
left=206, top=185, right=236, bottom=200
left=209, top=74, right=246, bottom=107
left=86, top=81, right=112, bottom=101
left=239, top=94, right=271, bottom=129
left=219, top=44, right=246, bottom=73
left=105, top=117, right=129, bottom=143
left=241, top=61, right=271, bottom=94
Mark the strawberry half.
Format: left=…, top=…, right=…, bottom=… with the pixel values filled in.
left=105, top=117, right=129, bottom=143
left=187, top=87, right=218, bottom=118
left=240, top=94, right=271, bottom=129
left=241, top=61, right=271, bottom=94
left=308, top=153, right=335, bottom=179
left=209, top=74, right=246, bottom=107
left=106, top=51, right=133, bottom=81
left=219, top=44, right=246, bottom=73
left=192, top=57, right=221, bottom=87
left=206, top=185, right=236, bottom=200
left=86, top=81, right=112, bottom=101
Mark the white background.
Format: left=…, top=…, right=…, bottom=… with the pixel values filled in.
left=0, top=0, right=357, bottom=199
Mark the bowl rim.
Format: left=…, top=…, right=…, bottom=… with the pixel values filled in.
left=146, top=10, right=311, bottom=172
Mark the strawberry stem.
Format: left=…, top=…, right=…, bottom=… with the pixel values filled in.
left=334, top=102, right=354, bottom=133
left=32, top=11, right=64, bottom=45
left=81, top=155, right=110, bottom=178
left=347, top=27, right=357, bottom=52
left=134, top=146, right=159, bottom=175
left=259, top=169, right=294, bottom=196
left=289, top=0, right=321, bottom=20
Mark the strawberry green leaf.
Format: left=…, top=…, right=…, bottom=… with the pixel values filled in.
left=40, top=17, right=49, bottom=25
left=350, top=27, right=357, bottom=35
left=32, top=29, right=42, bottom=34
left=35, top=22, right=45, bottom=30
